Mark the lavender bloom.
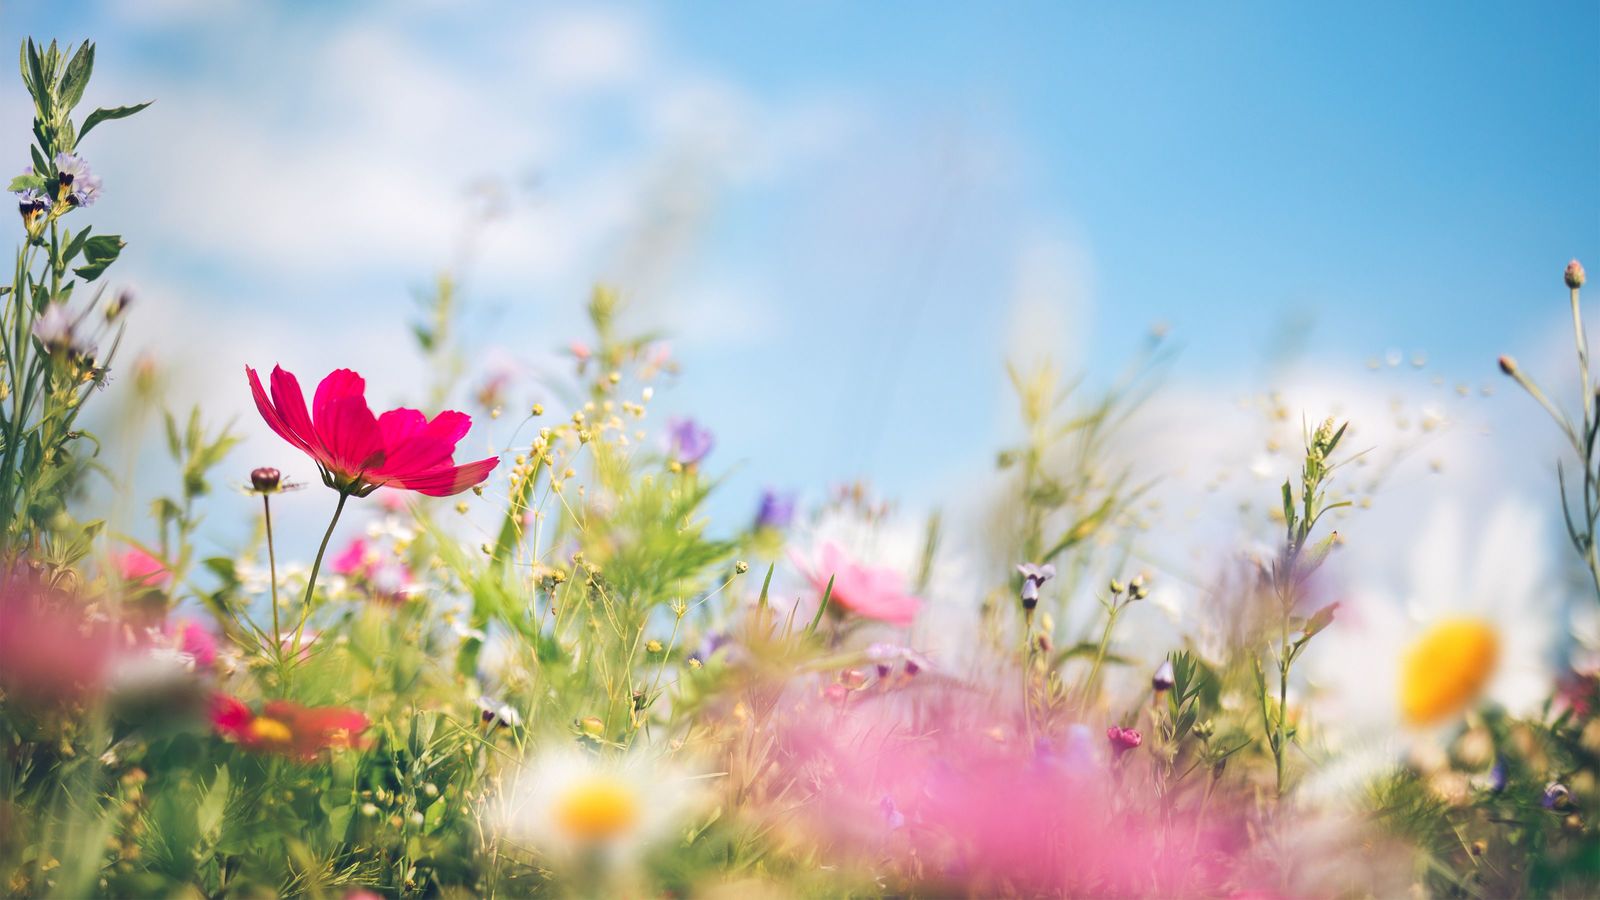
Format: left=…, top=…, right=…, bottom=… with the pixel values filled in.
left=1543, top=781, right=1571, bottom=811
left=1488, top=757, right=1508, bottom=793
left=668, top=417, right=714, bottom=466
left=1016, top=562, right=1056, bottom=610
left=67, top=174, right=102, bottom=208
left=754, top=488, right=796, bottom=530
left=16, top=188, right=48, bottom=218
left=53, top=152, right=90, bottom=187
left=865, top=641, right=932, bottom=678
left=879, top=794, right=906, bottom=830
left=1152, top=659, right=1176, bottom=692
left=688, top=630, right=733, bottom=667
left=31, top=304, right=75, bottom=352
left=476, top=695, right=523, bottom=728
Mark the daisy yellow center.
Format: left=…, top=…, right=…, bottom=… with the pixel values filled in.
left=248, top=717, right=294, bottom=746
left=1399, top=618, right=1499, bottom=726
left=554, top=776, right=640, bottom=842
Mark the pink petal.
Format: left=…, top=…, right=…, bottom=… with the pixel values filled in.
left=247, top=366, right=311, bottom=454
left=319, top=396, right=384, bottom=477
left=392, top=456, right=499, bottom=496
left=268, top=366, right=321, bottom=457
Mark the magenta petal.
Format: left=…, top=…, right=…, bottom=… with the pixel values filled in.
left=377, top=408, right=427, bottom=446
left=393, top=456, right=499, bottom=497
left=312, top=369, right=367, bottom=438
left=247, top=366, right=309, bottom=453
left=320, top=395, right=385, bottom=477
left=268, top=365, right=324, bottom=463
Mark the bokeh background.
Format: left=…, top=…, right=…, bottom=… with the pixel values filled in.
left=3, top=2, right=1598, bottom=659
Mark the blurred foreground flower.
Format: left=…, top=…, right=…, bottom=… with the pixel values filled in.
left=210, top=694, right=369, bottom=761
left=492, top=749, right=701, bottom=866
left=794, top=541, right=922, bottom=625
left=246, top=365, right=498, bottom=497
left=667, top=417, right=714, bottom=467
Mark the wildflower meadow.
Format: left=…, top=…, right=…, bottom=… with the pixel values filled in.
left=1, top=12, right=1599, bottom=900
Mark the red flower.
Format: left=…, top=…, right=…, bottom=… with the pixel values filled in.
left=210, top=693, right=370, bottom=760
left=246, top=365, right=498, bottom=497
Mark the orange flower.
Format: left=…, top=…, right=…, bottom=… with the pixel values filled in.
left=210, top=694, right=369, bottom=761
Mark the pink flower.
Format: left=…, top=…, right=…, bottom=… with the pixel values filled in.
left=0, top=586, right=118, bottom=703
left=795, top=542, right=922, bottom=625
left=1106, top=726, right=1143, bottom=756
left=246, top=365, right=498, bottom=497
left=167, top=618, right=218, bottom=667
left=330, top=537, right=373, bottom=577
left=330, top=537, right=414, bottom=603
left=116, top=548, right=170, bottom=589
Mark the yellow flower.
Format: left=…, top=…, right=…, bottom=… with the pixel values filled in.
left=1400, top=618, right=1499, bottom=726
left=554, top=776, right=641, bottom=842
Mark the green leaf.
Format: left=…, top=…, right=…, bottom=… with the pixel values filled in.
left=59, top=42, right=93, bottom=113
left=196, top=765, right=230, bottom=844
left=62, top=226, right=91, bottom=263
left=804, top=575, right=833, bottom=637
left=7, top=173, right=46, bottom=193
left=79, top=101, right=152, bottom=140
left=73, top=234, right=124, bottom=281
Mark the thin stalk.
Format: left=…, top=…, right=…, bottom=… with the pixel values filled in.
left=1275, top=620, right=1289, bottom=798
left=292, top=489, right=350, bottom=657
left=262, top=493, right=281, bottom=646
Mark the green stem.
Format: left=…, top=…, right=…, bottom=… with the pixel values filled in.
left=1082, top=599, right=1123, bottom=707
left=1275, top=620, right=1289, bottom=798
left=263, top=493, right=280, bottom=647
left=292, top=489, right=350, bottom=657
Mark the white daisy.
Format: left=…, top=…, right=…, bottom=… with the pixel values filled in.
left=1302, top=498, right=1556, bottom=797
left=491, top=748, right=702, bottom=865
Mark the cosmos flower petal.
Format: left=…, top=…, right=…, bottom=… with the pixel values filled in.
left=268, top=365, right=320, bottom=454
left=391, top=456, right=500, bottom=497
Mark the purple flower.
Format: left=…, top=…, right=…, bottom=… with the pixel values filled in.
left=1016, top=562, right=1055, bottom=610
left=15, top=188, right=48, bottom=218
left=879, top=794, right=906, bottom=830
left=1152, top=659, right=1176, bottom=692
left=667, top=417, right=714, bottom=466
left=1488, top=757, right=1507, bottom=793
left=755, top=489, right=796, bottom=530
left=689, top=631, right=733, bottom=666
left=53, top=152, right=90, bottom=187
left=1543, top=781, right=1571, bottom=811
left=865, top=641, right=932, bottom=678
left=67, top=174, right=101, bottom=208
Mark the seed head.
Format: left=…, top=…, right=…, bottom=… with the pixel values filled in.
left=250, top=467, right=282, bottom=492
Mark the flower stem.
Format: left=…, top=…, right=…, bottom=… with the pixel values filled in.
left=292, top=489, right=350, bottom=657
left=262, top=493, right=281, bottom=648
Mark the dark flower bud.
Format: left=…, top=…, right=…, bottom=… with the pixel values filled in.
left=1152, top=659, right=1176, bottom=692
left=1498, top=355, right=1517, bottom=376
left=1566, top=259, right=1586, bottom=290
left=251, top=467, right=282, bottom=492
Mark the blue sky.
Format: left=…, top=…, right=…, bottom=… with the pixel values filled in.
left=3, top=0, right=1597, bottom=552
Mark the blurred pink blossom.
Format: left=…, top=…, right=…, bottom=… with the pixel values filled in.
left=793, top=542, right=922, bottom=625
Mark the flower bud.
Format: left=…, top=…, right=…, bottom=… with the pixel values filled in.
left=1106, top=726, right=1142, bottom=756
left=250, top=467, right=281, bottom=492
left=1152, top=659, right=1176, bottom=693
left=1566, top=259, right=1586, bottom=290
left=1498, top=355, right=1517, bottom=376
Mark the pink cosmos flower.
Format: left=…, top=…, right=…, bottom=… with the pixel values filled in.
left=166, top=618, right=218, bottom=667
left=330, top=537, right=414, bottom=604
left=794, top=541, right=922, bottom=625
left=246, top=365, right=498, bottom=497
left=116, top=547, right=170, bottom=589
